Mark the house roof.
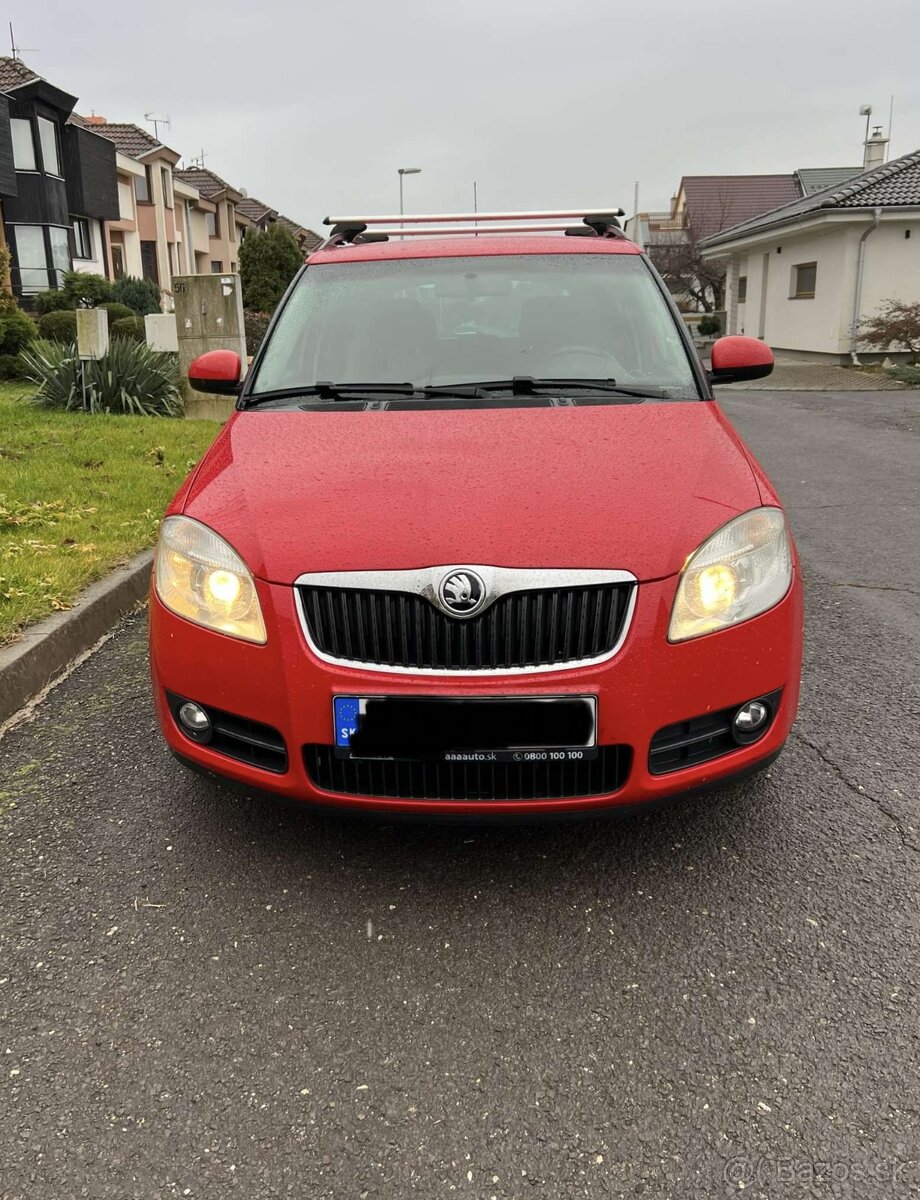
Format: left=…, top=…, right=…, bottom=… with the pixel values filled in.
left=0, top=56, right=39, bottom=91
left=87, top=121, right=177, bottom=160
left=237, top=195, right=277, bottom=224
left=795, top=166, right=862, bottom=195
left=276, top=215, right=322, bottom=251
left=175, top=165, right=238, bottom=200
left=0, top=56, right=77, bottom=113
left=701, top=148, right=920, bottom=248
left=679, top=175, right=801, bottom=240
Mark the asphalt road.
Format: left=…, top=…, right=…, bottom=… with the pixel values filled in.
left=1, top=389, right=919, bottom=1200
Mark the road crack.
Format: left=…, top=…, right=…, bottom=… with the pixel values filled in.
left=792, top=730, right=919, bottom=853
left=817, top=581, right=920, bottom=598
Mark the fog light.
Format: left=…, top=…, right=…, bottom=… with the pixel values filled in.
left=733, top=699, right=769, bottom=740
left=178, top=701, right=212, bottom=741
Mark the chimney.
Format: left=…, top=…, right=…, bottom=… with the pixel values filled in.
left=863, top=126, right=888, bottom=171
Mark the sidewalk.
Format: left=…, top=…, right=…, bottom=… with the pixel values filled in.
left=724, top=363, right=906, bottom=391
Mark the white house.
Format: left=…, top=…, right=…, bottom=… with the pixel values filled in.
left=700, top=144, right=920, bottom=362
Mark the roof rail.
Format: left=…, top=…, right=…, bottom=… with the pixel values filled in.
left=323, top=208, right=624, bottom=226
left=318, top=210, right=628, bottom=247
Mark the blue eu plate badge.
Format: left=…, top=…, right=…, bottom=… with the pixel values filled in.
left=334, top=697, right=361, bottom=748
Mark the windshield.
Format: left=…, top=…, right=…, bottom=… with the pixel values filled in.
left=250, top=253, right=700, bottom=400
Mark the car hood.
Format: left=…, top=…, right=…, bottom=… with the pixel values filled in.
left=180, top=402, right=761, bottom=584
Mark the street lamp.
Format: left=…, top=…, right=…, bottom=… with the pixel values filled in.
left=398, top=167, right=422, bottom=233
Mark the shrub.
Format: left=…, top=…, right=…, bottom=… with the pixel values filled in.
left=20, top=339, right=182, bottom=417
left=111, top=315, right=146, bottom=342
left=861, top=299, right=920, bottom=363
left=34, top=290, right=74, bottom=316
left=99, top=302, right=137, bottom=327
left=62, top=271, right=113, bottom=308
left=0, top=305, right=38, bottom=355
left=244, top=310, right=271, bottom=356
left=887, top=363, right=920, bottom=385
left=240, top=223, right=303, bottom=312
left=111, top=275, right=162, bottom=316
left=0, top=353, right=27, bottom=379
left=38, top=309, right=78, bottom=343
left=698, top=314, right=722, bottom=337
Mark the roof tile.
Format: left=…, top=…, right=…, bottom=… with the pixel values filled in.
left=174, top=166, right=234, bottom=198
left=702, top=149, right=920, bottom=247
left=0, top=56, right=40, bottom=91
left=88, top=121, right=168, bottom=159
left=681, top=175, right=801, bottom=240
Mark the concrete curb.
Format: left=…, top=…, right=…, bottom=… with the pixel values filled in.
left=0, top=550, right=153, bottom=726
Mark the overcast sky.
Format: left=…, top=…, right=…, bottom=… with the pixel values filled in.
left=10, top=0, right=920, bottom=232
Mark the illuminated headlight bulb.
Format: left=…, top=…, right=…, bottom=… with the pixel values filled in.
left=205, top=569, right=243, bottom=607
left=696, top=563, right=737, bottom=614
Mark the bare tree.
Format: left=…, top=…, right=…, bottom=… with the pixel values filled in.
left=861, top=299, right=920, bottom=362
left=653, top=235, right=726, bottom=313
left=647, top=186, right=739, bottom=313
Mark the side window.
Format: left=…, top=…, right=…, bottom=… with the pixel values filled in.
left=37, top=117, right=60, bottom=175
left=791, top=262, right=817, bottom=299
left=11, top=119, right=36, bottom=170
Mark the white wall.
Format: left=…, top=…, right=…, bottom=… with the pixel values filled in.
left=117, top=178, right=135, bottom=221
left=713, top=214, right=920, bottom=357
left=858, top=221, right=920, bottom=322
left=117, top=230, right=143, bottom=279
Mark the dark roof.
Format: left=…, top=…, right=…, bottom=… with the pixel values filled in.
left=174, top=165, right=235, bottom=199
left=680, top=175, right=802, bottom=240
left=796, top=166, right=862, bottom=195
left=89, top=121, right=167, bottom=159
left=0, top=56, right=39, bottom=91
left=276, top=215, right=322, bottom=251
left=237, top=195, right=277, bottom=224
left=702, top=148, right=920, bottom=247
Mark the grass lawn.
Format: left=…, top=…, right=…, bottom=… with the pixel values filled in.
left=0, top=382, right=221, bottom=645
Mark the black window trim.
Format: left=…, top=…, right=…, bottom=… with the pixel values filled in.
left=71, top=217, right=93, bottom=261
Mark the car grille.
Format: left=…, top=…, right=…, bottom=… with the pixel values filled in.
left=303, top=745, right=631, bottom=802
left=297, top=582, right=634, bottom=671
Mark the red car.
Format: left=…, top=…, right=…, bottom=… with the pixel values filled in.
left=149, top=208, right=803, bottom=818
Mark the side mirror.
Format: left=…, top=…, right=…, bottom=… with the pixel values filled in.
left=709, top=336, right=774, bottom=384
left=188, top=350, right=242, bottom=395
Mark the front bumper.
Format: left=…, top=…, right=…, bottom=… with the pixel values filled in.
left=149, top=572, right=803, bottom=817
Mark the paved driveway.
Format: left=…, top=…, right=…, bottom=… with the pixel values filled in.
left=1, top=389, right=918, bottom=1199
left=724, top=362, right=906, bottom=390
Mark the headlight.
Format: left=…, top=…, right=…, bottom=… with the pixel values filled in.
left=154, top=516, right=267, bottom=644
left=669, top=507, right=792, bottom=642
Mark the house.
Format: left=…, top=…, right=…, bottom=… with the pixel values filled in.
left=236, top=195, right=322, bottom=255
left=627, top=166, right=861, bottom=314
left=83, top=119, right=191, bottom=294
left=0, top=57, right=118, bottom=302
left=236, top=194, right=278, bottom=232
left=276, top=215, right=322, bottom=255
left=700, top=141, right=920, bottom=362
left=173, top=166, right=251, bottom=274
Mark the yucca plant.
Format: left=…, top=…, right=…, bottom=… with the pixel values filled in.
left=20, top=339, right=183, bottom=417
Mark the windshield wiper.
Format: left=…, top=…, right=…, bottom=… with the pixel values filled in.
left=473, top=377, right=667, bottom=399
left=245, top=382, right=417, bottom=406
left=245, top=382, right=493, bottom=407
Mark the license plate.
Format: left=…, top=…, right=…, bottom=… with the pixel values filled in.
left=333, top=695, right=597, bottom=763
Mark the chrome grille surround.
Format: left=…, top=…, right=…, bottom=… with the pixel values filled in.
left=293, top=566, right=638, bottom=675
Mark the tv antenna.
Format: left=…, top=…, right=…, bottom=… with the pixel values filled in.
left=189, top=148, right=208, bottom=168
left=144, top=112, right=171, bottom=141
left=9, top=23, right=38, bottom=61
